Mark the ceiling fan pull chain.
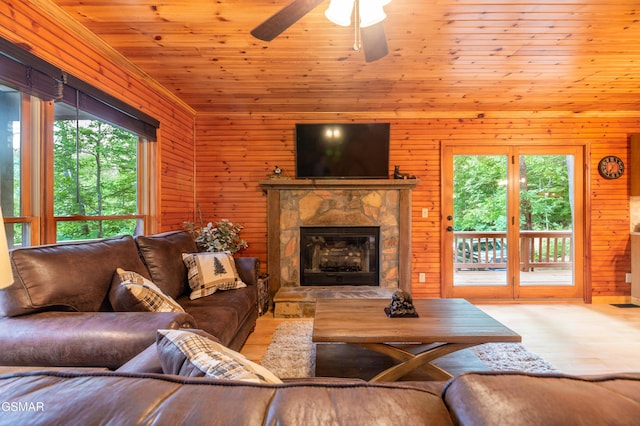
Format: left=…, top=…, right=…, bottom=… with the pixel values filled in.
left=353, top=0, right=361, bottom=51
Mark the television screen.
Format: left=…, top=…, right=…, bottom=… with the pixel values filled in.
left=295, top=123, right=390, bottom=179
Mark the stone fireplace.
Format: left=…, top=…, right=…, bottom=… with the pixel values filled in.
left=260, top=179, right=418, bottom=309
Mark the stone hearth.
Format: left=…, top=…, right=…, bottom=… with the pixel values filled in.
left=260, top=179, right=418, bottom=318
left=273, top=286, right=397, bottom=318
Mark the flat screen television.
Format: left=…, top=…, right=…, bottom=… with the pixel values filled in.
left=295, top=123, right=390, bottom=179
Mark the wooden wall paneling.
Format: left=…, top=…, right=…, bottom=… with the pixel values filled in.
left=1, top=1, right=197, bottom=232
left=7, top=2, right=640, bottom=301
left=391, top=124, right=441, bottom=298
left=590, top=136, right=631, bottom=298
left=630, top=134, right=640, bottom=196
left=194, top=118, right=293, bottom=268
left=195, top=115, right=640, bottom=299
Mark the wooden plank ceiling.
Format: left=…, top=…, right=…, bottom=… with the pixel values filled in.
left=50, top=0, right=640, bottom=114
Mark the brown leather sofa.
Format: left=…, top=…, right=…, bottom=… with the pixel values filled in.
left=0, top=370, right=637, bottom=425
left=0, top=231, right=259, bottom=369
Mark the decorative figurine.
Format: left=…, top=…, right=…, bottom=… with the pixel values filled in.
left=393, top=165, right=416, bottom=180
left=270, top=165, right=288, bottom=179
left=385, top=290, right=418, bottom=318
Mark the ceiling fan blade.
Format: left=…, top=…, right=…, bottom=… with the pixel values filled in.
left=360, top=22, right=388, bottom=62
left=251, top=0, right=325, bottom=41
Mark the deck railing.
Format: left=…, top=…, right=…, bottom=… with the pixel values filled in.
left=454, top=230, right=572, bottom=271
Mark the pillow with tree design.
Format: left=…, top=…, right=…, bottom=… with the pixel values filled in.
left=182, top=252, right=246, bottom=300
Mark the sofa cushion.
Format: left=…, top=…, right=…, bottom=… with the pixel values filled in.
left=156, top=329, right=281, bottom=384
left=178, top=285, right=256, bottom=348
left=135, top=231, right=198, bottom=300
left=110, top=268, right=185, bottom=313
left=182, top=252, right=246, bottom=300
left=442, top=372, right=640, bottom=425
left=0, top=371, right=453, bottom=425
left=2, top=235, right=149, bottom=317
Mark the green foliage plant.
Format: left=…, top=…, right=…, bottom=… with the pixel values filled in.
left=184, top=217, right=248, bottom=254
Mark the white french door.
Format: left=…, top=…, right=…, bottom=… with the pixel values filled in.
left=442, top=145, right=584, bottom=300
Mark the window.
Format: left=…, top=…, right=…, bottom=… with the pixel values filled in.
left=53, top=103, right=142, bottom=241
left=0, top=86, right=42, bottom=249
left=0, top=40, right=159, bottom=247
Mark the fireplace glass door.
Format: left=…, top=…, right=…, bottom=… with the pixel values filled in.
left=300, top=226, right=380, bottom=286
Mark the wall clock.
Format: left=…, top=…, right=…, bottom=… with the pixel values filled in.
left=598, top=155, right=624, bottom=179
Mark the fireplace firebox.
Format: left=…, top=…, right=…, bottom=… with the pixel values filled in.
left=300, top=226, right=380, bottom=286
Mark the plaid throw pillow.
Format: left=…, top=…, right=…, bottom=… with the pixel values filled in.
left=110, top=268, right=184, bottom=313
left=156, top=329, right=281, bottom=384
left=182, top=252, right=246, bottom=300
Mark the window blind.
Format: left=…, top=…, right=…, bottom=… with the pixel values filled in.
left=0, top=37, right=159, bottom=141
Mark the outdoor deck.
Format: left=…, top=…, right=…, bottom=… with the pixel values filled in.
left=453, top=230, right=573, bottom=287
left=454, top=269, right=573, bottom=287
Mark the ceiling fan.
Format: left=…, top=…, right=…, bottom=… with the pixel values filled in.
left=251, top=0, right=389, bottom=62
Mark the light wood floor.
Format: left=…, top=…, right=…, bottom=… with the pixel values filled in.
left=241, top=302, right=640, bottom=376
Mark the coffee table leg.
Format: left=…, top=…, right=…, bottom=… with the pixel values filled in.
left=356, top=342, right=476, bottom=382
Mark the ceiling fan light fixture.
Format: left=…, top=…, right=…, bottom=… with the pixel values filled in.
left=325, top=0, right=355, bottom=27
left=359, top=0, right=387, bottom=28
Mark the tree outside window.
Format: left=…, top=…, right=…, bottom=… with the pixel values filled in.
left=53, top=109, right=139, bottom=241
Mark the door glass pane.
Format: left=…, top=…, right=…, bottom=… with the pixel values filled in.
left=518, top=155, right=574, bottom=286
left=453, top=155, right=508, bottom=286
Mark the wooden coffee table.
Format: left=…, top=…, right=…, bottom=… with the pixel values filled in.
left=312, top=298, right=521, bottom=381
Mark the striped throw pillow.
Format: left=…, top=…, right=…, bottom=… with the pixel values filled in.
left=156, top=329, right=281, bottom=384
left=110, top=268, right=184, bottom=313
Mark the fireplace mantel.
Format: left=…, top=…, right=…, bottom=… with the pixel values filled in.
left=260, top=179, right=419, bottom=299
left=259, top=178, right=419, bottom=191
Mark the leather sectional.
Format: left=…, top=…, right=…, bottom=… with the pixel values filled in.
left=1, top=231, right=639, bottom=423
left=0, top=370, right=637, bottom=424
left=0, top=230, right=259, bottom=369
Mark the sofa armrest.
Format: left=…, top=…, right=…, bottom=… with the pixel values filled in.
left=0, top=311, right=196, bottom=370
left=235, top=257, right=260, bottom=285
left=116, top=342, right=164, bottom=374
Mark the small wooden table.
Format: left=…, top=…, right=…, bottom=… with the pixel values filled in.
left=312, top=298, right=521, bottom=381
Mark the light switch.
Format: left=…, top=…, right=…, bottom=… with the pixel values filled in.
left=422, top=208, right=429, bottom=218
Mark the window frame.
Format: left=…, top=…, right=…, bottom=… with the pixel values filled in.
left=1, top=38, right=160, bottom=246
left=1, top=90, right=158, bottom=247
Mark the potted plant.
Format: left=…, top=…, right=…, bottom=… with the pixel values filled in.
left=184, top=213, right=248, bottom=254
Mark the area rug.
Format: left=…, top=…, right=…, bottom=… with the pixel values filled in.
left=261, top=321, right=317, bottom=378
left=260, top=320, right=559, bottom=378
